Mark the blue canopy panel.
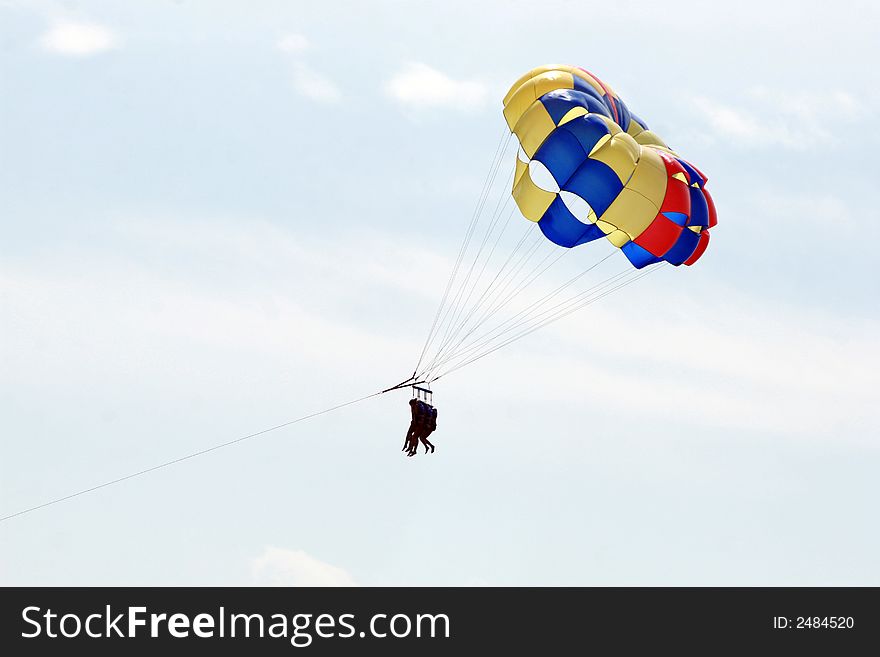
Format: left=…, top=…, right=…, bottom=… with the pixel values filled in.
left=687, top=187, right=710, bottom=228
left=562, top=158, right=623, bottom=218
left=557, top=114, right=613, bottom=155
left=537, top=196, right=605, bottom=248
left=532, top=129, right=588, bottom=187
left=662, top=211, right=689, bottom=227
left=571, top=76, right=608, bottom=104
left=593, top=92, right=631, bottom=133
left=663, top=229, right=701, bottom=266
left=614, top=97, right=633, bottom=133
left=621, top=241, right=662, bottom=269
left=538, top=89, right=611, bottom=124
left=532, top=116, right=614, bottom=190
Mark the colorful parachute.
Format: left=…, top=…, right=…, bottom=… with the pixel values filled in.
left=503, top=65, right=717, bottom=268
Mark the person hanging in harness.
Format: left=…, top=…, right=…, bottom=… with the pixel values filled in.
left=403, top=398, right=427, bottom=456
left=419, top=405, right=438, bottom=454
left=403, top=395, right=438, bottom=456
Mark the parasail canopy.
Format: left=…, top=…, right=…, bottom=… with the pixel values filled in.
left=503, top=65, right=716, bottom=269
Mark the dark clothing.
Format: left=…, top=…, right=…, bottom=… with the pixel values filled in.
left=404, top=399, right=437, bottom=456
left=404, top=399, right=425, bottom=453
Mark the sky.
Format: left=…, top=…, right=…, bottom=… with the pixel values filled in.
left=1, top=0, right=879, bottom=586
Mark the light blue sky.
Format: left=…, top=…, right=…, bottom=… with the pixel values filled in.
left=1, top=0, right=878, bottom=585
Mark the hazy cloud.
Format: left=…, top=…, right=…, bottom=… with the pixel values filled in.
left=277, top=33, right=310, bottom=53
left=385, top=63, right=489, bottom=112
left=692, top=87, right=864, bottom=149
left=252, top=547, right=357, bottom=586
left=291, top=62, right=341, bottom=103
left=38, top=22, right=118, bottom=56
left=275, top=33, right=339, bottom=102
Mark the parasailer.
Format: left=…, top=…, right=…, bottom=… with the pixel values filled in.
left=419, top=405, right=438, bottom=454
left=402, top=385, right=438, bottom=457
left=402, top=64, right=717, bottom=454
left=403, top=398, right=424, bottom=454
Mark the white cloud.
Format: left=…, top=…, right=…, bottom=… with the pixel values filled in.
left=252, top=547, right=357, bottom=586
left=692, top=97, right=764, bottom=141
left=291, top=62, right=341, bottom=103
left=277, top=33, right=310, bottom=53
left=274, top=33, right=339, bottom=102
left=385, top=63, right=489, bottom=112
left=749, top=86, right=865, bottom=122
left=692, top=87, right=864, bottom=149
left=38, top=22, right=118, bottom=57
left=830, top=91, right=864, bottom=120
